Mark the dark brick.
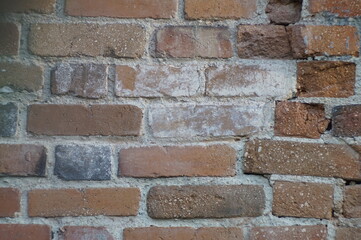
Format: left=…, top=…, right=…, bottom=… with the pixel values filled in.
left=332, top=105, right=361, bottom=137
left=0, top=0, right=56, bottom=13
left=0, top=103, right=17, bottom=137
left=0, top=23, right=19, bottom=56
left=266, top=0, right=302, bottom=25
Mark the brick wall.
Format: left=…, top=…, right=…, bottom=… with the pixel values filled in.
left=0, top=0, right=361, bottom=239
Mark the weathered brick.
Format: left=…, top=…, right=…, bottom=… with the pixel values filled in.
left=266, top=0, right=302, bottom=25
left=289, top=25, right=359, bottom=58
left=332, top=105, right=361, bottom=137
left=335, top=227, right=361, bottom=240
left=244, top=140, right=361, bottom=180
left=0, top=0, right=55, bottom=13
left=28, top=188, right=140, bottom=217
left=155, top=26, right=232, bottom=58
left=51, top=63, right=108, bottom=99
left=65, top=0, right=177, bottom=19
left=0, top=23, right=19, bottom=56
left=147, top=185, right=265, bottom=218
left=250, top=225, right=327, bottom=240
left=343, top=185, right=361, bottom=218
left=184, top=0, right=256, bottom=20
left=0, top=103, right=17, bottom=137
left=119, top=145, right=236, bottom=177
left=149, top=104, right=265, bottom=138
left=237, top=25, right=292, bottom=59
left=0, top=188, right=20, bottom=217
left=309, top=0, right=361, bottom=17
left=205, top=63, right=295, bottom=98
left=274, top=102, right=329, bottom=139
left=0, top=224, right=51, bottom=240
left=27, top=104, right=142, bottom=136
left=273, top=181, right=334, bottom=219
left=0, top=62, right=43, bottom=92
left=55, top=145, right=111, bottom=181
left=297, top=61, right=356, bottom=98
left=0, top=144, right=46, bottom=177
left=59, top=226, right=114, bottom=240
left=115, top=64, right=202, bottom=97
left=29, top=24, right=146, bottom=58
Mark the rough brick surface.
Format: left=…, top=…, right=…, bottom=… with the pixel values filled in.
left=266, top=0, right=302, bottom=25
left=65, top=0, right=177, bottom=19
left=0, top=0, right=55, bottom=13
left=0, top=144, right=46, bottom=177
left=332, top=105, right=361, bottom=137
left=343, top=185, right=361, bottom=218
left=55, top=145, right=111, bottom=181
left=28, top=188, right=140, bottom=217
left=184, top=0, right=256, bottom=20
left=250, top=225, right=327, bottom=240
left=115, top=64, right=202, bottom=97
left=147, top=185, right=265, bottom=218
left=59, top=226, right=114, bottom=240
left=0, top=188, right=20, bottom=217
left=119, top=145, right=236, bottom=177
left=274, top=102, right=329, bottom=139
left=273, top=181, right=334, bottom=219
left=27, top=104, right=142, bottom=136
left=0, top=224, right=51, bottom=240
left=29, top=24, right=146, bottom=58
left=335, top=227, right=361, bottom=240
left=0, top=23, right=19, bottom=56
left=244, top=140, right=361, bottom=180
left=297, top=61, right=356, bottom=98
left=309, top=0, right=361, bottom=17
left=51, top=63, right=108, bottom=99
left=155, top=26, right=232, bottom=58
left=0, top=103, right=17, bottom=137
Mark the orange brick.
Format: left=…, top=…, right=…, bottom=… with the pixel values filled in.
left=309, top=0, right=361, bottom=17
left=0, top=224, right=51, bottom=240
left=0, top=188, right=20, bottom=217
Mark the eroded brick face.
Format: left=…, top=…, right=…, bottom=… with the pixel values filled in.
left=332, top=105, right=361, bottom=137
left=343, top=185, right=361, bottom=218
left=59, top=226, right=114, bottom=240
left=266, top=0, right=303, bottom=25
left=309, top=0, right=361, bottom=17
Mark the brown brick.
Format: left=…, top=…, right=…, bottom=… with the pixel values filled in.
left=297, top=61, right=356, bottom=98
left=309, top=0, right=361, bottom=17
left=266, top=0, right=302, bottom=25
left=274, top=102, right=329, bottom=139
left=244, top=140, right=361, bottom=180
left=0, top=188, right=20, bottom=217
left=66, top=0, right=177, bottom=19
left=0, top=62, right=43, bottom=92
left=332, top=105, right=361, bottom=137
left=0, top=224, right=51, bottom=240
left=27, top=104, right=142, bottom=136
left=0, top=144, right=46, bottom=177
left=273, top=181, right=334, bottom=219
left=335, top=227, right=361, bottom=240
left=0, top=0, right=55, bottom=13
left=250, top=225, right=327, bottom=240
left=59, top=226, right=114, bottom=240
left=155, top=26, right=232, bottom=58
left=184, top=0, right=256, bottom=20
left=237, top=25, right=292, bottom=59
left=28, top=188, right=140, bottom=217
left=29, top=24, right=146, bottom=58
left=0, top=23, right=19, bottom=56
left=343, top=185, right=361, bottom=218
left=289, top=25, right=359, bottom=58
left=119, top=145, right=236, bottom=177
left=147, top=185, right=265, bottom=218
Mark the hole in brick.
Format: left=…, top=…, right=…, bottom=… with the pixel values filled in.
left=326, top=121, right=332, bottom=131
left=345, top=180, right=361, bottom=186
left=266, top=0, right=303, bottom=25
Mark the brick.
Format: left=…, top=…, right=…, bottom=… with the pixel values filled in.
left=115, top=64, right=202, bottom=97
left=332, top=105, right=361, bottom=137
left=27, top=104, right=142, bottom=136
left=55, top=145, right=111, bottom=181
left=29, top=24, right=146, bottom=58
left=119, top=145, right=236, bottom=177
left=0, top=62, right=43, bottom=92
left=59, top=226, right=114, bottom=240
left=297, top=61, right=356, bottom=98
left=244, top=140, right=361, bottom=180
left=289, top=25, right=359, bottom=58
left=28, top=188, right=140, bottom=217
left=0, top=0, right=55, bottom=13
left=0, top=23, right=19, bottom=56
left=0, top=103, right=17, bottom=137
left=205, top=63, right=295, bottom=98
left=266, top=0, right=302, bottom=25
left=65, top=0, right=177, bottom=19
left=155, top=26, right=232, bottom=58
left=335, top=227, right=361, bottom=240
left=147, top=185, right=265, bottom=218
left=0, top=144, right=46, bottom=177
left=149, top=104, right=265, bottom=138
left=237, top=25, right=292, bottom=59
left=51, top=63, right=108, bottom=99
left=343, top=185, right=361, bottom=218
left=274, top=102, right=329, bottom=139
left=309, top=0, right=361, bottom=17
left=0, top=224, right=51, bottom=240
left=273, top=181, right=333, bottom=219
left=250, top=225, right=327, bottom=240
left=0, top=188, right=20, bottom=217
left=184, top=0, right=256, bottom=20
left=124, top=227, right=243, bottom=240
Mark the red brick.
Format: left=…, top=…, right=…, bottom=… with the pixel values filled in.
left=66, top=0, right=177, bottom=19
left=343, top=185, right=361, bottom=218
left=155, top=26, right=232, bottom=58
left=0, top=23, right=19, bottom=56
left=0, top=0, right=55, bottom=13
left=266, top=0, right=302, bottom=25
left=309, top=0, right=361, bottom=17
left=0, top=224, right=51, bottom=240
left=335, top=227, right=361, bottom=240
left=59, top=226, right=114, bottom=240
left=27, top=104, right=142, bottom=136
left=28, top=188, right=140, bottom=217
left=250, top=225, right=327, bottom=240
left=184, top=0, right=256, bottom=20
left=332, top=105, right=361, bottom=137
left=119, top=145, right=236, bottom=177
left=273, top=181, right=334, bottom=219
left=0, top=188, right=20, bottom=217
